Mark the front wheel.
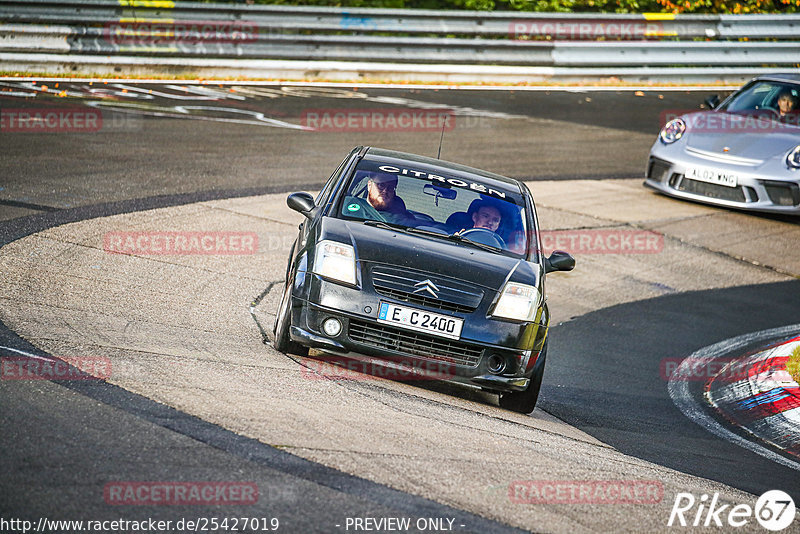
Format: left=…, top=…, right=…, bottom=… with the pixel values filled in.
left=499, top=342, right=547, bottom=414
left=273, top=280, right=308, bottom=356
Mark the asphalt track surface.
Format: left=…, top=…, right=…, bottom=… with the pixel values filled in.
left=542, top=281, right=800, bottom=502
left=0, top=82, right=724, bottom=214
left=3, top=82, right=799, bottom=530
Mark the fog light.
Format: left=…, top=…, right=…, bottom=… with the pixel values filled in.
left=487, top=353, right=506, bottom=374
left=322, top=317, right=342, bottom=337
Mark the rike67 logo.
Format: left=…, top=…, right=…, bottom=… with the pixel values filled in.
left=668, top=490, right=796, bottom=531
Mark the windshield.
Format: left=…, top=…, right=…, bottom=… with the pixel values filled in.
left=336, top=158, right=531, bottom=258
left=719, top=80, right=800, bottom=126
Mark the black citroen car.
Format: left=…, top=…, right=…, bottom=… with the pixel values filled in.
left=273, top=147, right=574, bottom=413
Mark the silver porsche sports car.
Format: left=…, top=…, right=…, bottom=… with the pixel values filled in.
left=645, top=73, right=800, bottom=215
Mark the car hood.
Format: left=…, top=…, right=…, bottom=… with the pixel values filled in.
left=682, top=111, right=800, bottom=162
left=318, top=217, right=539, bottom=292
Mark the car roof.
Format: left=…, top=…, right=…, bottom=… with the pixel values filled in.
left=754, top=73, right=800, bottom=84
left=363, top=147, right=524, bottom=196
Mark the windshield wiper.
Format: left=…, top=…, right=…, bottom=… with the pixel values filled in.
left=364, top=220, right=448, bottom=239
left=363, top=220, right=410, bottom=233
left=403, top=225, right=499, bottom=251
left=443, top=231, right=503, bottom=253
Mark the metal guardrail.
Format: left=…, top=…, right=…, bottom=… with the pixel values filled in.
left=0, top=0, right=799, bottom=68
left=3, top=24, right=800, bottom=67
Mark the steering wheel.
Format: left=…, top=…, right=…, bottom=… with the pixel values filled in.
left=458, top=228, right=506, bottom=249
left=755, top=105, right=780, bottom=117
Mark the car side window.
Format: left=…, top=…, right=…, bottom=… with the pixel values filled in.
left=316, top=155, right=350, bottom=209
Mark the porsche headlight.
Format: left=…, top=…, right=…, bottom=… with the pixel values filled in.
left=492, top=282, right=540, bottom=322
left=313, top=241, right=356, bottom=286
left=660, top=118, right=686, bottom=144
left=787, top=145, right=800, bottom=169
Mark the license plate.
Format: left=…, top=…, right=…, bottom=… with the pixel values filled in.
left=377, top=302, right=463, bottom=340
left=685, top=166, right=738, bottom=188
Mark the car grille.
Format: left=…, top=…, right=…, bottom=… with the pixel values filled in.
left=677, top=177, right=746, bottom=202
left=348, top=319, right=482, bottom=367
left=647, top=157, right=671, bottom=182
left=371, top=266, right=483, bottom=314
left=763, top=181, right=800, bottom=206
left=374, top=287, right=473, bottom=314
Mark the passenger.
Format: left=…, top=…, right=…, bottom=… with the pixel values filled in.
left=366, top=175, right=414, bottom=224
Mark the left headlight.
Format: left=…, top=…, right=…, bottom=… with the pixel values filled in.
left=313, top=240, right=356, bottom=286
left=492, top=282, right=541, bottom=322
left=659, top=118, right=686, bottom=144
left=787, top=145, right=800, bottom=169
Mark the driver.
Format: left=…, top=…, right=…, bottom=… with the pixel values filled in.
left=367, top=174, right=414, bottom=224
left=777, top=90, right=797, bottom=118
left=471, top=202, right=502, bottom=233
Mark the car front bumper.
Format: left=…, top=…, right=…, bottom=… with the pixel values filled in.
left=288, top=272, right=547, bottom=393
left=645, top=143, right=800, bottom=215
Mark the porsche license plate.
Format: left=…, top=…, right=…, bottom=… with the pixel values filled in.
left=377, top=302, right=463, bottom=340
left=685, top=166, right=738, bottom=188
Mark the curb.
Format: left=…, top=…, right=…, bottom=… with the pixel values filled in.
left=706, top=336, right=800, bottom=460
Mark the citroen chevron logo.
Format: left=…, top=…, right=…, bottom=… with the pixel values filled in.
left=412, top=279, right=439, bottom=299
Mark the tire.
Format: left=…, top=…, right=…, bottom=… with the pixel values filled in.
left=499, top=342, right=547, bottom=414
left=272, top=280, right=308, bottom=356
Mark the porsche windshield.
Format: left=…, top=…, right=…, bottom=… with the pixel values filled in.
left=337, top=158, right=531, bottom=258
left=719, top=80, right=800, bottom=127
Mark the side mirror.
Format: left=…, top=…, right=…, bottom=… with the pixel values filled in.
left=287, top=192, right=316, bottom=219
left=545, top=250, right=575, bottom=274
left=704, top=95, right=720, bottom=110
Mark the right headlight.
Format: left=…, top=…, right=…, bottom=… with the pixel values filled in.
left=313, top=240, right=356, bottom=286
left=491, top=282, right=541, bottom=322
left=786, top=145, right=800, bottom=169
left=659, top=118, right=686, bottom=144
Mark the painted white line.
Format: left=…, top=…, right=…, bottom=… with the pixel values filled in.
left=668, top=324, right=800, bottom=472
left=0, top=345, right=54, bottom=361
left=0, top=77, right=740, bottom=92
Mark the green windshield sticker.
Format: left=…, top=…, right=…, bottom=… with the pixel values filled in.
left=347, top=203, right=361, bottom=212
